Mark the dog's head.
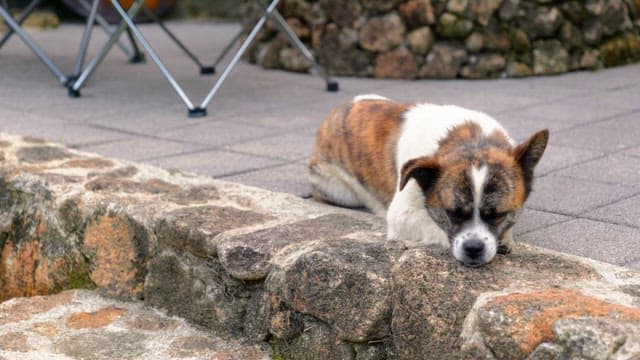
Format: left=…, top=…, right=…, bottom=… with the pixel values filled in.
left=399, top=124, right=549, bottom=267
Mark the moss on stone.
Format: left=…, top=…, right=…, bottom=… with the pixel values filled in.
left=66, top=261, right=96, bottom=290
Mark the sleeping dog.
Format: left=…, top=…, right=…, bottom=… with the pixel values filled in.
left=309, top=95, right=548, bottom=267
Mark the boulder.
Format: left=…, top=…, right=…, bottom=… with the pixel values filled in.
left=374, top=47, right=419, bottom=78
left=359, top=13, right=407, bottom=52
left=533, top=39, right=569, bottom=75
left=420, top=44, right=468, bottom=78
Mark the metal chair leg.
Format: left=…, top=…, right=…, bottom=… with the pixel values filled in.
left=104, top=0, right=197, bottom=111
left=69, top=0, right=100, bottom=82
left=270, top=9, right=338, bottom=91
left=211, top=26, right=245, bottom=71
left=0, top=0, right=42, bottom=48
left=0, top=4, right=67, bottom=84
left=198, top=0, right=282, bottom=111
left=69, top=0, right=145, bottom=96
left=141, top=7, right=212, bottom=74
left=77, top=0, right=141, bottom=62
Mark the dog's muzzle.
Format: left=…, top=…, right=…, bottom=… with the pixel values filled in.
left=452, top=225, right=498, bottom=267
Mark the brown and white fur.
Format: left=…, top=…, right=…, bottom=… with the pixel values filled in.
left=309, top=95, right=549, bottom=267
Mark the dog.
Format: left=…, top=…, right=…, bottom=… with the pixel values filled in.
left=309, top=94, right=549, bottom=267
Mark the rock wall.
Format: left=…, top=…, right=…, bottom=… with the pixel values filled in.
left=1, top=132, right=640, bottom=359
left=245, top=0, right=640, bottom=78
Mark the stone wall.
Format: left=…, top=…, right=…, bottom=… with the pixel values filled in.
left=2, top=132, right=640, bottom=359
left=246, top=0, right=640, bottom=78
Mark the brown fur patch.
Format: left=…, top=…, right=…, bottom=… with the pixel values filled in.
left=423, top=123, right=526, bottom=212
left=310, top=99, right=411, bottom=205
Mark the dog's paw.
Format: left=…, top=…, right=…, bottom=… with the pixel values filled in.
left=497, top=243, right=512, bottom=254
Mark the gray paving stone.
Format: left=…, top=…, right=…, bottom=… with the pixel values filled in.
left=145, top=149, right=285, bottom=178
left=153, top=120, right=282, bottom=147
left=541, top=63, right=640, bottom=90
left=526, top=176, right=640, bottom=215
left=513, top=208, right=573, bottom=236
left=519, top=219, right=640, bottom=267
left=221, top=162, right=312, bottom=197
left=625, top=258, right=640, bottom=270
left=534, top=145, right=605, bottom=176
left=223, top=104, right=329, bottom=131
left=564, top=86, right=640, bottom=111
left=510, top=99, right=631, bottom=127
left=583, top=195, right=640, bottom=229
left=551, top=123, right=640, bottom=153
left=499, top=113, right=577, bottom=143
left=226, top=131, right=316, bottom=161
left=623, top=146, right=640, bottom=159
left=553, top=154, right=640, bottom=187
left=595, top=111, right=640, bottom=132
left=0, top=108, right=132, bottom=147
left=79, top=137, right=209, bottom=162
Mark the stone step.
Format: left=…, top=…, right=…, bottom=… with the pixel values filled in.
left=0, top=290, right=269, bottom=360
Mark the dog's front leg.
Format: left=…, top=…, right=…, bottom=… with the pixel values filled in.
left=498, top=228, right=515, bottom=254
left=386, top=181, right=448, bottom=247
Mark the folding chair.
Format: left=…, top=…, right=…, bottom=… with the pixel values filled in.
left=68, top=0, right=339, bottom=117
left=0, top=0, right=143, bottom=86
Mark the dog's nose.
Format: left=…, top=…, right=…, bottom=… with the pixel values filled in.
left=463, top=239, right=485, bottom=259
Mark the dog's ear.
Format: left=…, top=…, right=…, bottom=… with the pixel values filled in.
left=399, top=157, right=440, bottom=195
left=512, top=129, right=549, bottom=195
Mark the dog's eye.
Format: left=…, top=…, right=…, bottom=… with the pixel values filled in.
left=446, top=209, right=472, bottom=224
left=481, top=211, right=508, bottom=226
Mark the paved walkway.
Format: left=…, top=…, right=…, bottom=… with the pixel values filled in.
left=1, top=21, right=639, bottom=269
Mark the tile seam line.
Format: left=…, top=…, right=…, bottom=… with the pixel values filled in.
left=551, top=107, right=640, bottom=133
left=537, top=153, right=610, bottom=177
left=517, top=215, right=640, bottom=237
left=542, top=151, right=640, bottom=178
left=492, top=84, right=623, bottom=116
left=86, top=124, right=207, bottom=145
left=540, top=173, right=640, bottom=189
left=577, top=213, right=640, bottom=230
left=516, top=217, right=575, bottom=236
left=137, top=146, right=293, bottom=163
left=213, top=160, right=295, bottom=179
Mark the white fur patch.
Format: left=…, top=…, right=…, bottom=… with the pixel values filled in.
left=386, top=180, right=448, bottom=246
left=471, top=165, right=488, bottom=211
left=452, top=223, right=497, bottom=265
left=396, top=104, right=513, bottom=179
left=353, top=94, right=390, bottom=102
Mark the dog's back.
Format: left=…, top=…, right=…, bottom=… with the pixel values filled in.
left=309, top=96, right=410, bottom=213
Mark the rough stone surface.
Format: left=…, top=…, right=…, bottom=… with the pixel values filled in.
left=247, top=0, right=640, bottom=78
left=460, top=53, right=506, bottom=78
left=420, top=44, right=468, bottom=78
left=316, top=24, right=372, bottom=76
left=144, top=251, right=261, bottom=336
left=83, top=213, right=149, bottom=299
left=266, top=238, right=405, bottom=342
left=0, top=290, right=269, bottom=360
left=407, top=26, right=434, bottom=54
left=468, top=289, right=640, bottom=359
left=359, top=13, right=406, bottom=52
left=391, top=245, right=605, bottom=359
left=373, top=46, right=419, bottom=79
left=2, top=133, right=640, bottom=358
left=398, top=0, right=436, bottom=28
left=533, top=39, right=570, bottom=75
left=155, top=205, right=272, bottom=258
left=437, top=12, right=473, bottom=39
left=218, top=214, right=376, bottom=280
